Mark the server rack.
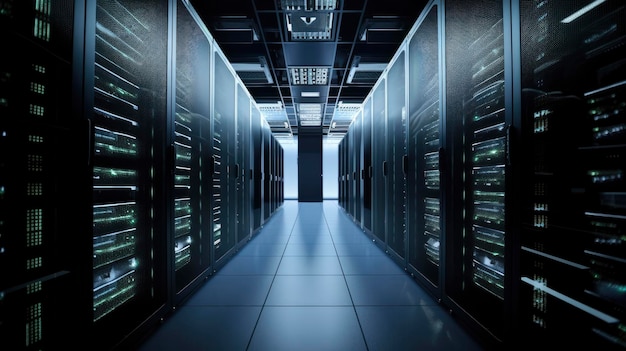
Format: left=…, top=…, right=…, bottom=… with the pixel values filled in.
left=519, top=0, right=626, bottom=348
left=386, top=50, right=408, bottom=261
left=86, top=0, right=170, bottom=348
left=250, top=102, right=261, bottom=234
left=372, top=78, right=388, bottom=245
left=271, top=137, right=277, bottom=213
left=262, top=120, right=271, bottom=221
left=172, top=0, right=213, bottom=301
left=0, top=1, right=82, bottom=348
left=2, top=1, right=284, bottom=349
left=406, top=1, right=443, bottom=294
left=236, top=83, right=250, bottom=243
left=252, top=104, right=263, bottom=229
left=353, top=110, right=363, bottom=223
left=344, top=125, right=354, bottom=218
left=444, top=0, right=513, bottom=344
left=337, top=134, right=348, bottom=210
left=213, top=49, right=237, bottom=263
left=361, top=97, right=373, bottom=232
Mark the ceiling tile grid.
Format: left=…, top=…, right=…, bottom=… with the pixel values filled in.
left=190, top=0, right=427, bottom=138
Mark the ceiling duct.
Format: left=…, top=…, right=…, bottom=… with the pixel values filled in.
left=259, top=102, right=293, bottom=135
left=281, top=0, right=337, bottom=41
left=280, top=0, right=336, bottom=11
left=328, top=102, right=360, bottom=136
left=298, top=103, right=324, bottom=126
left=346, top=56, right=387, bottom=84
left=289, top=66, right=329, bottom=85
left=231, top=56, right=274, bottom=84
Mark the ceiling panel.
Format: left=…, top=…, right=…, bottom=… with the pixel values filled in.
left=189, top=0, right=428, bottom=138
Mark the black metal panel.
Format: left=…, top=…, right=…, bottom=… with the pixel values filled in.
left=0, top=1, right=81, bottom=349
left=444, top=0, right=508, bottom=344
left=88, top=0, right=169, bottom=348
left=407, top=4, right=441, bottom=289
left=372, top=79, right=387, bottom=242
left=173, top=0, right=212, bottom=298
left=252, top=106, right=263, bottom=229
left=519, top=1, right=626, bottom=348
left=362, top=97, right=373, bottom=231
left=298, top=127, right=323, bottom=202
left=213, top=52, right=236, bottom=261
left=237, top=84, right=251, bottom=242
left=386, top=51, right=407, bottom=259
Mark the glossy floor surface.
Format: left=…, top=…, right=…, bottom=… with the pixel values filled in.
left=137, top=200, right=485, bottom=351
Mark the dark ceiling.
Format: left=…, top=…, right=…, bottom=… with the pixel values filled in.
left=189, top=0, right=429, bottom=141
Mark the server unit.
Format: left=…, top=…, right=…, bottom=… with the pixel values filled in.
left=444, top=0, right=513, bottom=345
left=86, top=0, right=169, bottom=347
left=172, top=0, right=213, bottom=301
left=519, top=0, right=626, bottom=348
left=361, top=97, right=373, bottom=232
left=1, top=1, right=82, bottom=349
left=406, top=1, right=443, bottom=296
left=371, top=77, right=387, bottom=245
left=386, top=50, right=408, bottom=262
left=2, top=1, right=285, bottom=349
left=339, top=0, right=626, bottom=348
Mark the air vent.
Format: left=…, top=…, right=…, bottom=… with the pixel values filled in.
left=280, top=0, right=336, bottom=11
left=290, top=67, right=329, bottom=85
left=346, top=58, right=387, bottom=84
left=259, top=103, right=293, bottom=136
left=231, top=57, right=273, bottom=84
left=286, top=11, right=334, bottom=40
left=298, top=103, right=323, bottom=126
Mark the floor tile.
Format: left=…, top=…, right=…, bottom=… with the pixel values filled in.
left=217, top=256, right=282, bottom=275
left=276, top=256, right=343, bottom=275
left=137, top=306, right=261, bottom=351
left=237, top=243, right=287, bottom=256
left=287, top=233, right=334, bottom=244
left=345, top=275, right=436, bottom=306
left=356, top=306, right=484, bottom=351
left=334, top=242, right=385, bottom=256
left=184, top=275, right=274, bottom=306
left=283, top=243, right=337, bottom=256
left=339, top=255, right=407, bottom=275
left=265, top=275, right=351, bottom=306
left=248, top=307, right=367, bottom=351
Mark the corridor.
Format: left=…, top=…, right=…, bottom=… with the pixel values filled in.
left=137, top=200, right=485, bottom=351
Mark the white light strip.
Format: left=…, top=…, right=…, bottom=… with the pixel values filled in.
left=521, top=277, right=619, bottom=324
left=301, top=91, right=320, bottom=97
left=561, top=0, right=606, bottom=23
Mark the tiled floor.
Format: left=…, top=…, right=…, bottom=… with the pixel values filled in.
left=137, top=200, right=485, bottom=351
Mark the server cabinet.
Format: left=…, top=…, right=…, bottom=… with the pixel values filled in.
left=519, top=1, right=626, bottom=348
left=343, top=136, right=347, bottom=209
left=262, top=122, right=271, bottom=221
left=372, top=78, right=387, bottom=244
left=444, top=0, right=512, bottom=345
left=0, top=1, right=82, bottom=349
left=347, top=127, right=354, bottom=215
left=271, top=137, right=277, bottom=212
left=86, top=0, right=169, bottom=348
left=236, top=83, right=251, bottom=242
left=362, top=97, right=373, bottom=231
left=173, top=0, right=212, bottom=299
left=213, top=50, right=236, bottom=262
left=407, top=2, right=442, bottom=292
left=252, top=105, right=263, bottom=229
left=276, top=144, right=285, bottom=209
left=353, top=110, right=363, bottom=224
left=386, top=51, right=408, bottom=260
